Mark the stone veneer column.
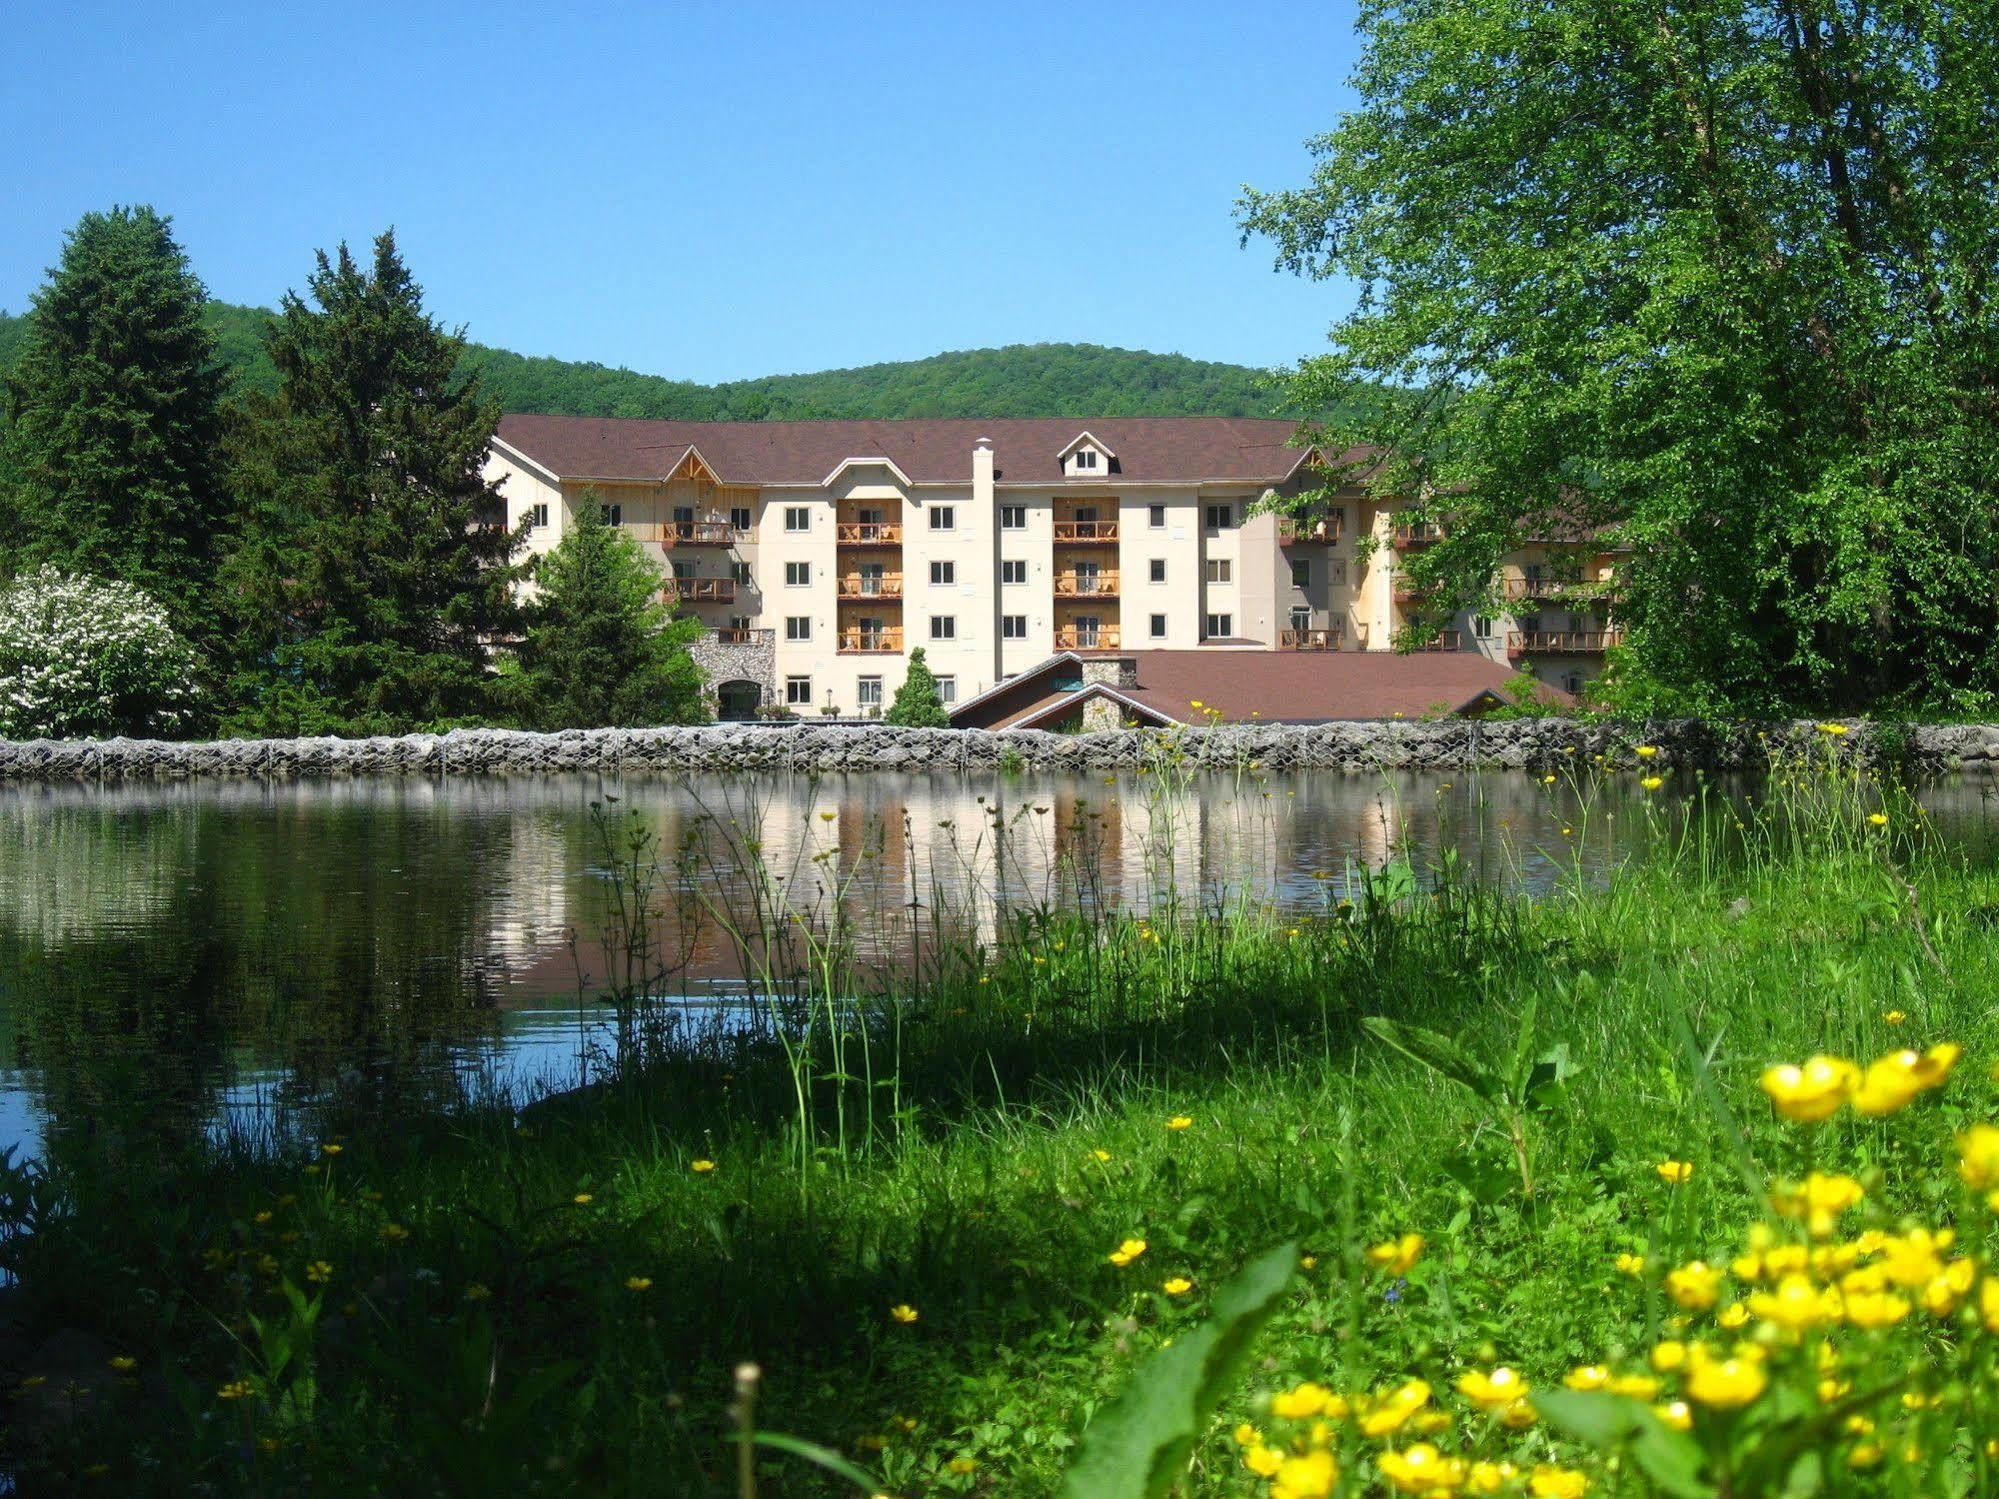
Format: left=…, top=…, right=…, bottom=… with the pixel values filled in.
left=688, top=634, right=778, bottom=715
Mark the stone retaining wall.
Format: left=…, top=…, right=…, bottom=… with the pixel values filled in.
left=0, top=719, right=1994, bottom=782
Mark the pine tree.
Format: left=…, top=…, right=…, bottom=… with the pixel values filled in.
left=0, top=206, right=229, bottom=645
left=226, top=231, right=522, bottom=735
left=510, top=499, right=706, bottom=728
left=884, top=647, right=949, bottom=727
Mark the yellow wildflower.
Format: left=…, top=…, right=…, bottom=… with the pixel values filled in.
left=1771, top=1172, right=1865, bottom=1235
left=1356, top=1378, right=1431, bottom=1437
left=1270, top=1381, right=1337, bottom=1419
left=1162, top=1276, right=1194, bottom=1296
left=1378, top=1444, right=1456, bottom=1495
left=1273, top=1449, right=1338, bottom=1498
left=889, top=1304, right=919, bottom=1324
left=1529, top=1466, right=1589, bottom=1498
left=625, top=1276, right=653, bottom=1292
left=1456, top=1366, right=1528, bottom=1410
left=1242, top=1443, right=1285, bottom=1478
left=1760, top=1057, right=1858, bottom=1121
left=1685, top=1352, right=1767, bottom=1409
left=1165, top=1116, right=1193, bottom=1131
left=1091, top=1149, right=1112, bottom=1162
left=1635, top=745, right=1658, bottom=758
left=1614, top=1252, right=1647, bottom=1277
left=217, top=1380, right=253, bottom=1400
left=378, top=1223, right=409, bottom=1244
left=1666, top=1261, right=1722, bottom=1311
left=947, top=1457, right=976, bottom=1474
left=1656, top=1160, right=1693, bottom=1185
left=1365, top=1233, right=1424, bottom=1275
left=1562, top=1365, right=1609, bottom=1391
left=1640, top=776, right=1664, bottom=791
left=1960, top=1124, right=1999, bottom=1189
left=691, top=1160, right=716, bottom=1173
left=305, top=1260, right=333, bottom=1284
left=1750, top=1273, right=1839, bottom=1330
left=1107, top=1237, right=1147, bottom=1267
left=108, top=1356, right=137, bottom=1373
left=1649, top=1340, right=1688, bottom=1372
left=1655, top=1400, right=1693, bottom=1432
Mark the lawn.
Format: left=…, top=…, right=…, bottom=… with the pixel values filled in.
left=5, top=747, right=1998, bottom=1495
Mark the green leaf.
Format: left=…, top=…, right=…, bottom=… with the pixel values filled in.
left=1361, top=1016, right=1503, bottom=1103
left=753, top=1431, right=885, bottom=1492
left=1533, top=1389, right=1712, bottom=1499
left=1056, top=1240, right=1297, bottom=1499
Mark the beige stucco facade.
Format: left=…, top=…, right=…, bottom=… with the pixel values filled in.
left=483, top=425, right=1619, bottom=717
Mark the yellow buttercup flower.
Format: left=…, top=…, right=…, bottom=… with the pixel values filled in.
left=1760, top=1056, right=1858, bottom=1121
left=1959, top=1124, right=1999, bottom=1190
left=1666, top=1261, right=1722, bottom=1311
left=1656, top=1160, right=1693, bottom=1185
left=1718, top=1302, right=1750, bottom=1329
left=1655, top=1399, right=1693, bottom=1432
left=1528, top=1465, right=1589, bottom=1498
left=1165, top=1116, right=1193, bottom=1131
left=889, top=1304, right=919, bottom=1324
left=1614, top=1252, right=1647, bottom=1277
left=1456, top=1366, right=1528, bottom=1410
left=624, top=1276, right=653, bottom=1292
left=1272, top=1448, right=1338, bottom=1498
left=690, top=1159, right=716, bottom=1173
left=1635, top=745, right=1658, bottom=758
left=1242, top=1443, right=1285, bottom=1478
left=1563, top=1365, right=1609, bottom=1391
left=1649, top=1340, right=1688, bottom=1372
left=217, top=1380, right=253, bottom=1400
left=1468, top=1461, right=1517, bottom=1493
left=1108, top=1237, right=1148, bottom=1267
left=1867, top=812, right=1888, bottom=827
left=1750, top=1273, right=1839, bottom=1331
left=1378, top=1444, right=1457, bottom=1495
left=1684, top=1351, right=1767, bottom=1409
left=1882, top=1009, right=1905, bottom=1025
left=1356, top=1378, right=1431, bottom=1437
left=1841, top=1290, right=1910, bottom=1329
left=1366, top=1233, right=1424, bottom=1275
left=1640, top=776, right=1664, bottom=791
left=1091, top=1149, right=1112, bottom=1162
left=1771, top=1172, right=1865, bottom=1235
left=1162, top=1276, right=1193, bottom=1296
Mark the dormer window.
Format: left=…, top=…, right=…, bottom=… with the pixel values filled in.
left=1057, top=431, right=1117, bottom=478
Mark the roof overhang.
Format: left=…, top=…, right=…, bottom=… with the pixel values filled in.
left=1004, top=682, right=1175, bottom=731
left=819, top=455, right=914, bottom=488
left=1056, top=429, right=1118, bottom=462
left=947, top=652, right=1089, bottom=723
left=488, top=434, right=564, bottom=487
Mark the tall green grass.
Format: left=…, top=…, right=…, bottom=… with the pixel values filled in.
left=0, top=737, right=1991, bottom=1494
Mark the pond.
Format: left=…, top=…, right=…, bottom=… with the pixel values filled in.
left=2, top=768, right=1996, bottom=1165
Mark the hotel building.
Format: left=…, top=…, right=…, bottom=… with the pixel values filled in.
left=485, top=415, right=1621, bottom=721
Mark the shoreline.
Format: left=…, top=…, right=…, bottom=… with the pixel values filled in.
left=0, top=718, right=1993, bottom=782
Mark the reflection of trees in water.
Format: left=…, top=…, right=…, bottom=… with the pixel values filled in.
left=0, top=793, right=191, bottom=947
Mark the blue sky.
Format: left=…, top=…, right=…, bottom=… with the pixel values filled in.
left=2, top=2, right=1364, bottom=384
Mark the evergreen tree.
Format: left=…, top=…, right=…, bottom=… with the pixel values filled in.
left=0, top=206, right=229, bottom=643
left=226, top=231, right=522, bottom=735
left=884, top=648, right=949, bottom=727
left=509, top=499, right=706, bottom=729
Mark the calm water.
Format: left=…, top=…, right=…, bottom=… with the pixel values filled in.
left=4, top=768, right=1998, bottom=1165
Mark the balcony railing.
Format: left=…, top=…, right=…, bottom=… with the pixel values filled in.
left=1507, top=630, right=1622, bottom=657
left=1052, top=520, right=1119, bottom=544
left=1499, top=575, right=1604, bottom=601
left=1278, top=517, right=1343, bottom=545
left=1391, top=582, right=1435, bottom=605
left=1392, top=523, right=1445, bottom=548
left=708, top=627, right=774, bottom=646
left=1403, top=629, right=1464, bottom=652
left=838, top=628, right=903, bottom=654
left=1279, top=628, right=1343, bottom=651
left=837, top=573, right=904, bottom=598
left=664, top=577, right=736, bottom=603
left=662, top=520, right=736, bottom=546
left=1054, top=625, right=1121, bottom=650
left=1053, top=571, right=1120, bottom=597
left=836, top=522, right=902, bottom=545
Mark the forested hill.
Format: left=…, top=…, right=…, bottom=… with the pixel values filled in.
left=0, top=301, right=1286, bottom=420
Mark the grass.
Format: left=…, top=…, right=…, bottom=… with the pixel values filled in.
left=4, top=740, right=1999, bottom=1494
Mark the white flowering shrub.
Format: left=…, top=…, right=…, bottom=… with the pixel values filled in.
left=0, top=567, right=204, bottom=740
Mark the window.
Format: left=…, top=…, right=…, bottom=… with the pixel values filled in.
left=785, top=616, right=811, bottom=642
left=672, top=560, right=694, bottom=580
left=1204, top=503, right=1233, bottom=530
left=785, top=676, right=812, bottom=706
left=929, top=505, right=955, bottom=531
left=857, top=677, right=883, bottom=710
left=784, top=506, right=810, bottom=533
left=935, top=676, right=957, bottom=704
left=1291, top=606, right=1312, bottom=632
left=785, top=561, right=811, bottom=587
left=1001, top=615, right=1027, bottom=640
left=930, top=616, right=957, bottom=641
left=1474, top=616, right=1495, bottom=641
left=524, top=502, right=549, bottom=530
left=1291, top=559, right=1311, bottom=588
left=1148, top=503, right=1166, bottom=530
left=1073, top=448, right=1099, bottom=470
left=1148, top=559, right=1166, bottom=583
left=727, top=615, right=752, bottom=635
left=1149, top=613, right=1167, bottom=639
left=600, top=502, right=623, bottom=527
left=730, top=506, right=753, bottom=533
left=730, top=560, right=753, bottom=585
left=673, top=505, right=695, bottom=524
left=1000, top=504, right=1026, bottom=530
left=1563, top=672, right=1584, bottom=695
left=1205, top=613, right=1234, bottom=638
left=1000, top=559, right=1027, bottom=585
left=930, top=560, right=956, bottom=585
left=1205, top=559, right=1232, bottom=584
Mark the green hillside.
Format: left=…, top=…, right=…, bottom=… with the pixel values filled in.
left=0, top=300, right=1287, bottom=421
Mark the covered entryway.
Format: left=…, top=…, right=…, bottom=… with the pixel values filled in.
left=716, top=680, right=763, bottom=721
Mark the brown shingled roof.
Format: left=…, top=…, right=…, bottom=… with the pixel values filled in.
left=1113, top=650, right=1566, bottom=722
left=494, top=413, right=1363, bottom=488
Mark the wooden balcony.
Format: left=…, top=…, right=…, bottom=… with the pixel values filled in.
left=1054, top=625, right=1121, bottom=650
left=663, top=520, right=736, bottom=546
left=1499, top=575, right=1602, bottom=601
left=664, top=577, right=736, bottom=604
left=1053, top=571, right=1120, bottom=597
left=837, top=573, right=904, bottom=599
left=1403, top=629, right=1464, bottom=652
left=838, top=628, right=903, bottom=654
left=1391, top=582, right=1435, bottom=605
left=1279, top=628, right=1342, bottom=651
left=708, top=627, right=774, bottom=646
left=1392, top=523, right=1445, bottom=549
left=1278, top=517, right=1343, bottom=545
left=1052, top=520, right=1119, bottom=544
left=1507, top=630, right=1622, bottom=657
left=836, top=522, right=902, bottom=546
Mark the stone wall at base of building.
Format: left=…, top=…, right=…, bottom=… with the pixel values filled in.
left=0, top=719, right=1993, bottom=782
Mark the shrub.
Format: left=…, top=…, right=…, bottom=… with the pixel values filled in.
left=0, top=566, right=204, bottom=739
left=883, top=647, right=949, bottom=727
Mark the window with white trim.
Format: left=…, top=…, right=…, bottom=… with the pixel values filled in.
left=1148, top=504, right=1166, bottom=529
left=929, top=506, right=955, bottom=531
left=600, top=503, right=622, bottom=527
left=1000, top=505, right=1026, bottom=530
left=785, top=616, right=811, bottom=641
left=730, top=506, right=753, bottom=532
left=785, top=561, right=811, bottom=587
left=784, top=506, right=810, bottom=533
left=857, top=677, right=883, bottom=710
left=785, top=676, right=812, bottom=705
left=1000, top=559, right=1027, bottom=585
left=935, top=675, right=957, bottom=704
left=1205, top=613, right=1233, bottom=638
left=524, top=502, right=549, bottom=530
left=930, top=560, right=955, bottom=585
left=1148, top=559, right=1166, bottom=583
left=930, top=616, right=956, bottom=641
left=1291, top=559, right=1310, bottom=588
left=1149, top=613, right=1167, bottom=639
left=1204, top=503, right=1233, bottom=530
left=1205, top=558, right=1232, bottom=584
left=1001, top=615, right=1027, bottom=640
left=730, top=560, right=752, bottom=585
